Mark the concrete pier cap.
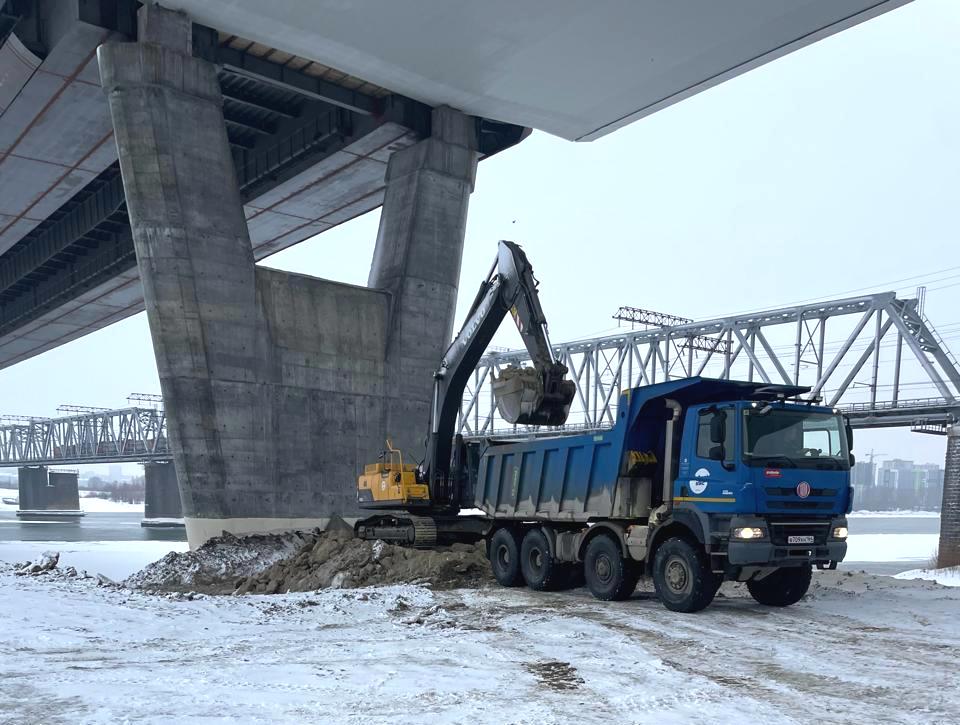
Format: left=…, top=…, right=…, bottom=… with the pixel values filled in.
left=98, top=3, right=484, bottom=547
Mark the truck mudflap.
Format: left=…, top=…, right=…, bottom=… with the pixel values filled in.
left=726, top=516, right=848, bottom=567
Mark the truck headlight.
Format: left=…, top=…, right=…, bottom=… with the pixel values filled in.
left=732, top=527, right=766, bottom=540
left=832, top=526, right=848, bottom=540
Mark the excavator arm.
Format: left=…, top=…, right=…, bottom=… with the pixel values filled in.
left=423, top=240, right=575, bottom=503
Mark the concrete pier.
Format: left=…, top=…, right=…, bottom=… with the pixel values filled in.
left=939, top=425, right=960, bottom=568
left=98, top=5, right=479, bottom=547
left=142, top=461, right=184, bottom=528
left=16, top=466, right=83, bottom=519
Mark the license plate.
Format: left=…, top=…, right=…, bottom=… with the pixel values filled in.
left=788, top=535, right=815, bottom=544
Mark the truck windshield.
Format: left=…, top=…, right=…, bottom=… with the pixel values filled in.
left=742, top=408, right=850, bottom=470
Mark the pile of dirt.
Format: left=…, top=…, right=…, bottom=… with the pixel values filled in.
left=124, top=528, right=492, bottom=595
left=125, top=530, right=307, bottom=594
left=235, top=532, right=491, bottom=594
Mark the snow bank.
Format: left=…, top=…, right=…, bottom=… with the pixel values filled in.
left=125, top=530, right=306, bottom=593
left=894, top=565, right=960, bottom=587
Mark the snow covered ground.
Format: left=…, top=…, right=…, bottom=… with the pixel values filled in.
left=0, top=568, right=957, bottom=724
left=895, top=566, right=960, bottom=588
left=0, top=488, right=143, bottom=513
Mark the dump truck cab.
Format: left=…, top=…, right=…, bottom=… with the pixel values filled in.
left=672, top=396, right=851, bottom=574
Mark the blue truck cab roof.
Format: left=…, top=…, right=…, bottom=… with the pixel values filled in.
left=619, top=377, right=815, bottom=423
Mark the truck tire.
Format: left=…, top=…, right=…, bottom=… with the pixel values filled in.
left=746, top=565, right=812, bottom=607
left=520, top=528, right=563, bottom=590
left=583, top=534, right=639, bottom=601
left=489, top=528, right=524, bottom=587
left=652, top=537, right=718, bottom=613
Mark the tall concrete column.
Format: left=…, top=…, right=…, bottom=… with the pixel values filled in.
left=142, top=461, right=183, bottom=526
left=939, top=424, right=960, bottom=568
left=17, top=466, right=48, bottom=511
left=98, top=5, right=480, bottom=547
left=99, top=5, right=274, bottom=545
left=369, top=106, right=477, bottom=456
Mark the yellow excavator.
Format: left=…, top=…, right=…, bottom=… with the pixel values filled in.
left=355, top=240, right=575, bottom=545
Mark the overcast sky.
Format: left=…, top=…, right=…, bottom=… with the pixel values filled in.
left=1, top=0, right=958, bottom=476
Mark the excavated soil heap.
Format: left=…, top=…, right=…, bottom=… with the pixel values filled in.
left=126, top=528, right=492, bottom=595
left=236, top=531, right=492, bottom=595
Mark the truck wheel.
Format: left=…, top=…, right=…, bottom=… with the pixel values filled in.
left=584, top=534, right=638, bottom=601
left=746, top=565, right=812, bottom=607
left=652, top=537, right=718, bottom=613
left=489, top=528, right=523, bottom=587
left=520, top=528, right=562, bottom=590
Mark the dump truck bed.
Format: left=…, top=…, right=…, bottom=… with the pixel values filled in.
left=474, top=428, right=630, bottom=521
left=471, top=377, right=814, bottom=522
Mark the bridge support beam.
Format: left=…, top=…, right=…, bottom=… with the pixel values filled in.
left=98, top=5, right=476, bottom=547
left=16, top=466, right=82, bottom=518
left=142, top=461, right=183, bottom=528
left=939, top=424, right=960, bottom=567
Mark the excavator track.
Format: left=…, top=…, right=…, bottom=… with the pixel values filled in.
left=355, top=513, right=488, bottom=547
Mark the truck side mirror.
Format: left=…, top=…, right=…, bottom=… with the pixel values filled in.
left=710, top=410, right=727, bottom=444
left=845, top=418, right=854, bottom=451
left=708, top=445, right=724, bottom=461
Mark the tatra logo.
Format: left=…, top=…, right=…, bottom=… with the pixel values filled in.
left=796, top=481, right=811, bottom=499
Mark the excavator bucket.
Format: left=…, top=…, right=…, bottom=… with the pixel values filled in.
left=493, top=365, right=576, bottom=426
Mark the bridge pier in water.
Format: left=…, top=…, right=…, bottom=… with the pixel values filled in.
left=98, top=5, right=477, bottom=547
left=939, top=425, right=960, bottom=567
left=16, top=466, right=83, bottom=519
left=142, top=461, right=184, bottom=528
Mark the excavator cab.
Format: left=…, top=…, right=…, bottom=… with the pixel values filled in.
left=356, top=440, right=430, bottom=509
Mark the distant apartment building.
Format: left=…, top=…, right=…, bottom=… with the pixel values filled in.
left=854, top=458, right=944, bottom=511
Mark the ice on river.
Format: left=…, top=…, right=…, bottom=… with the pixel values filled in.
left=1, top=563, right=958, bottom=724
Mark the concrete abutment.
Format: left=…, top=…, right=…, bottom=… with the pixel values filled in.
left=98, top=5, right=479, bottom=547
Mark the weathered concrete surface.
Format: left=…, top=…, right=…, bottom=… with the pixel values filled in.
left=939, top=424, right=960, bottom=567
left=143, top=461, right=183, bottom=522
left=99, top=6, right=477, bottom=547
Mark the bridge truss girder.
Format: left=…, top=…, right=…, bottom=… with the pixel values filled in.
left=459, top=292, right=960, bottom=436
left=0, top=407, right=169, bottom=466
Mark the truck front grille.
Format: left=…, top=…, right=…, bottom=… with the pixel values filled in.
left=765, top=486, right=835, bottom=498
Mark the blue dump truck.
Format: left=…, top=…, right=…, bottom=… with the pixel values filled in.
left=472, top=377, right=853, bottom=612
left=356, top=242, right=852, bottom=612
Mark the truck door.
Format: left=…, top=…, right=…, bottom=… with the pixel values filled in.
left=676, top=405, right=740, bottom=511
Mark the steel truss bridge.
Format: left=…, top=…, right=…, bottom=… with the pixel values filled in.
left=2, top=291, right=959, bottom=467
left=0, top=406, right=168, bottom=467
left=460, top=291, right=960, bottom=437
